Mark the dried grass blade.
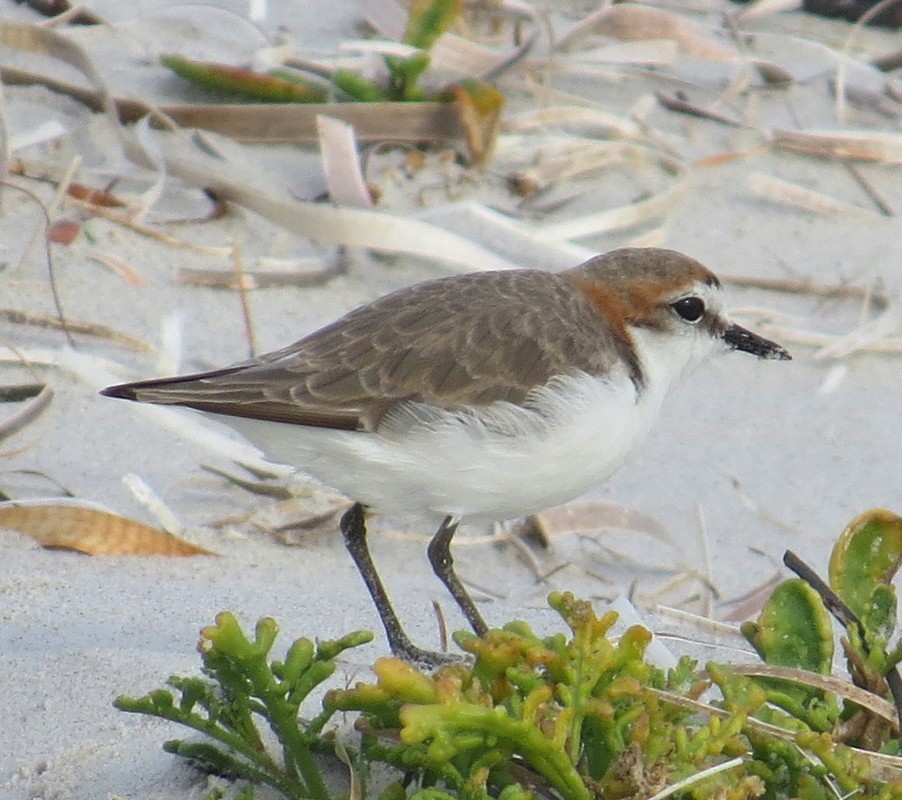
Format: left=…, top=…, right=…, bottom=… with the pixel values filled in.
left=734, top=0, right=804, bottom=21
left=509, top=144, right=626, bottom=194
left=770, top=128, right=902, bottom=163
left=747, top=172, right=876, bottom=216
left=86, top=251, right=148, bottom=286
left=0, top=308, right=154, bottom=352
left=0, top=502, right=212, bottom=556
left=646, top=758, right=745, bottom=800
left=503, top=106, right=641, bottom=138
left=655, top=92, right=743, bottom=127
left=732, top=664, right=898, bottom=723
left=178, top=261, right=344, bottom=289
left=844, top=162, right=895, bottom=216
left=67, top=197, right=231, bottom=255
left=201, top=464, right=294, bottom=500
left=534, top=179, right=686, bottom=242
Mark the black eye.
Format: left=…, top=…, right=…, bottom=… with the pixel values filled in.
left=671, top=296, right=705, bottom=323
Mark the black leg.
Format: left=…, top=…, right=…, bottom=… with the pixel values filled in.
left=340, top=503, right=457, bottom=666
left=427, top=517, right=489, bottom=637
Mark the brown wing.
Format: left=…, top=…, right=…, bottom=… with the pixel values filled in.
left=102, top=269, right=626, bottom=431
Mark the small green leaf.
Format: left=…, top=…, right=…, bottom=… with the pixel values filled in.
left=828, top=508, right=902, bottom=638
left=741, top=578, right=834, bottom=673
left=332, top=69, right=386, bottom=101
left=161, top=54, right=327, bottom=103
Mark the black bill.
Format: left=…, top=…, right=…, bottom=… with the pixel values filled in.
left=723, top=324, right=791, bottom=361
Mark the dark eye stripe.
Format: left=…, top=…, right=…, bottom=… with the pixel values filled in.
left=671, top=296, right=705, bottom=323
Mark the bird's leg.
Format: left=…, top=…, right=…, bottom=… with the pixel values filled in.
left=340, top=503, right=457, bottom=667
left=427, top=517, right=489, bottom=637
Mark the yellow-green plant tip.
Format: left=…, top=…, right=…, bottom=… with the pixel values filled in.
left=403, top=0, right=463, bottom=50
left=281, top=638, right=315, bottom=683
left=200, top=611, right=249, bottom=654
left=374, top=657, right=439, bottom=704
left=254, top=617, right=278, bottom=646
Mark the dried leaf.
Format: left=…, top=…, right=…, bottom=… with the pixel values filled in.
left=522, top=500, right=669, bottom=548
left=444, top=80, right=504, bottom=165
left=317, top=116, right=374, bottom=207
left=0, top=502, right=213, bottom=556
left=67, top=181, right=125, bottom=207
left=155, top=101, right=472, bottom=146
left=47, top=218, right=81, bottom=244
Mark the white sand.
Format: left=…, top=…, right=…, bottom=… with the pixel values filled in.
left=1, top=1, right=900, bottom=797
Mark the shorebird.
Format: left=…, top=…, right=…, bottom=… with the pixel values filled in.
left=102, top=247, right=790, bottom=663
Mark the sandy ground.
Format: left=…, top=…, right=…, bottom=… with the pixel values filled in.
left=0, top=1, right=900, bottom=798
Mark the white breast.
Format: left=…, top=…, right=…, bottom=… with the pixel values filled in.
left=222, top=366, right=666, bottom=525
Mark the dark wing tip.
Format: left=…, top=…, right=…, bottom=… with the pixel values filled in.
left=100, top=366, right=249, bottom=403
left=100, top=382, right=140, bottom=400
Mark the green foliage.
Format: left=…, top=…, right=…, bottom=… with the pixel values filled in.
left=117, top=513, right=902, bottom=799
left=115, top=612, right=373, bottom=799
left=742, top=509, right=902, bottom=754
left=829, top=509, right=902, bottom=648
